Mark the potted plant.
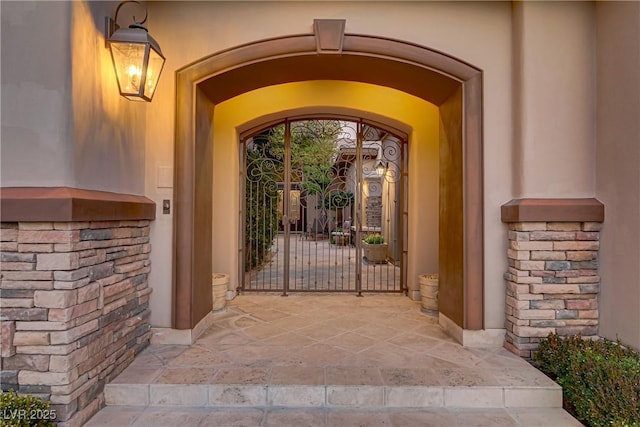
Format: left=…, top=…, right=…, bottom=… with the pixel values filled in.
left=362, top=233, right=388, bottom=263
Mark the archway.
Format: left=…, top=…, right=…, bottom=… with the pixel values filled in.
left=173, top=23, right=483, bottom=332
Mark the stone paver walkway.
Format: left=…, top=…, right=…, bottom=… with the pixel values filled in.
left=246, top=235, right=402, bottom=292
left=86, top=294, right=581, bottom=426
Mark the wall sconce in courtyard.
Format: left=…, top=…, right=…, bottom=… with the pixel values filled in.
left=375, top=159, right=388, bottom=177
left=105, top=1, right=165, bottom=101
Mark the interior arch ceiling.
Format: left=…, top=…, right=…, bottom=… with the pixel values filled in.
left=198, top=54, right=460, bottom=106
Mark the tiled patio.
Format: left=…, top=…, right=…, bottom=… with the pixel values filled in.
left=87, top=294, right=581, bottom=426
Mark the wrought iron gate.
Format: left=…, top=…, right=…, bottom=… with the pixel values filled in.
left=240, top=119, right=407, bottom=295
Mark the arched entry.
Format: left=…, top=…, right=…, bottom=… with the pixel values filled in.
left=173, top=22, right=483, bottom=332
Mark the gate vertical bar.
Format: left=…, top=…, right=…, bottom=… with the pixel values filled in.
left=239, top=139, right=246, bottom=292
left=282, top=120, right=291, bottom=296
left=398, top=139, right=409, bottom=295
left=355, top=121, right=363, bottom=296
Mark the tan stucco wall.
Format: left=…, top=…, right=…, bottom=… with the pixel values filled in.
left=512, top=1, right=596, bottom=198
left=1, top=1, right=74, bottom=186
left=1, top=1, right=147, bottom=195
left=70, top=1, right=147, bottom=194
left=595, top=2, right=640, bottom=350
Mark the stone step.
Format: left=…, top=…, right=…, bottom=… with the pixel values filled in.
left=104, top=382, right=562, bottom=409
left=102, top=296, right=566, bottom=415
left=88, top=405, right=584, bottom=427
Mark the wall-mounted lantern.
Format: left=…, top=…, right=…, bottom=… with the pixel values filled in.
left=105, top=1, right=165, bottom=101
left=375, top=159, right=388, bottom=177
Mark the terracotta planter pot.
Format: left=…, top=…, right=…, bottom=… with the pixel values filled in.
left=212, top=273, right=229, bottom=312
left=419, top=274, right=439, bottom=314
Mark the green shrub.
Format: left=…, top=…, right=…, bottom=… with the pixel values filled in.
left=535, top=333, right=640, bottom=427
left=363, top=233, right=384, bottom=244
left=244, top=149, right=280, bottom=272
left=0, top=390, right=55, bottom=426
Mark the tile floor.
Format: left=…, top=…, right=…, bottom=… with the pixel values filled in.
left=87, top=294, right=582, bottom=426
left=245, top=236, right=402, bottom=292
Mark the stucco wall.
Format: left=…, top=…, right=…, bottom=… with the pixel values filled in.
left=595, top=2, right=640, bottom=350
left=512, top=1, right=596, bottom=198
left=71, top=1, right=147, bottom=195
left=1, top=1, right=147, bottom=195
left=1, top=2, right=74, bottom=187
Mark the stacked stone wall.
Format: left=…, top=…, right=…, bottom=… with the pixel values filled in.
left=0, top=220, right=152, bottom=426
left=504, top=221, right=601, bottom=358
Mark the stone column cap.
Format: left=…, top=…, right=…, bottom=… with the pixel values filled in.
left=501, top=198, right=604, bottom=223
left=0, top=187, right=156, bottom=222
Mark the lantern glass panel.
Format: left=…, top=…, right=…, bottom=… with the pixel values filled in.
left=144, top=48, right=165, bottom=100
left=110, top=41, right=147, bottom=97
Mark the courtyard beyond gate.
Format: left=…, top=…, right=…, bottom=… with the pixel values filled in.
left=244, top=235, right=402, bottom=293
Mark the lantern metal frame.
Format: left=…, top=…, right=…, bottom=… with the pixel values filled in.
left=105, top=1, right=165, bottom=102
left=375, top=159, right=388, bottom=176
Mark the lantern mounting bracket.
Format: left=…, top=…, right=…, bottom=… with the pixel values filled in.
left=105, top=1, right=148, bottom=48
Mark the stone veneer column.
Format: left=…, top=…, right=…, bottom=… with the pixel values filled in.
left=501, top=199, right=604, bottom=358
left=0, top=221, right=152, bottom=424
left=0, top=187, right=155, bottom=426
